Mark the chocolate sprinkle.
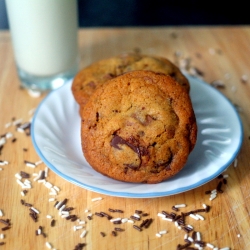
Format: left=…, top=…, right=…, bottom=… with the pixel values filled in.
left=113, top=220, right=122, bottom=224
left=74, top=243, right=86, bottom=250
left=20, top=200, right=32, bottom=207
left=133, top=225, right=142, bottom=231
left=135, top=210, right=142, bottom=214
left=144, top=218, right=153, bottom=228
left=176, top=242, right=192, bottom=250
left=54, top=201, right=59, bottom=207
left=2, top=226, right=11, bottom=231
left=66, top=215, right=77, bottom=221
left=114, top=209, right=124, bottom=213
left=29, top=213, right=38, bottom=222
left=0, top=219, right=11, bottom=227
left=130, top=215, right=140, bottom=221
left=140, top=219, right=149, bottom=228
left=71, top=216, right=78, bottom=222
left=217, top=181, right=223, bottom=193
left=162, top=210, right=171, bottom=217
left=100, top=212, right=112, bottom=220
left=87, top=216, right=92, bottom=220
left=62, top=207, right=74, bottom=212
left=172, top=206, right=179, bottom=212
left=173, top=215, right=181, bottom=222
left=57, top=199, right=68, bottom=210
left=95, top=212, right=104, bottom=217
left=51, top=219, right=55, bottom=227
left=191, top=231, right=196, bottom=240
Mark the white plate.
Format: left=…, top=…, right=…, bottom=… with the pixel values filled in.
left=31, top=75, right=243, bottom=198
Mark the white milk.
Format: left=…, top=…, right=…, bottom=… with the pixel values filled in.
left=6, top=0, right=78, bottom=76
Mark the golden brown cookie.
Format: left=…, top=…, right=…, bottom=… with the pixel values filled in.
left=71, top=53, right=190, bottom=108
left=81, top=70, right=197, bottom=184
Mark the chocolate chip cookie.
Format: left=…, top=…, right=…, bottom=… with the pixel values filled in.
left=81, top=70, right=197, bottom=184
left=72, top=53, right=190, bottom=108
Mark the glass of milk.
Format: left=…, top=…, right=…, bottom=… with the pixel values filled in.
left=6, top=0, right=79, bottom=91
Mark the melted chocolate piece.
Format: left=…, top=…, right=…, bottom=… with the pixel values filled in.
left=124, top=164, right=139, bottom=170
left=111, top=134, right=145, bottom=170
left=111, top=135, right=139, bottom=155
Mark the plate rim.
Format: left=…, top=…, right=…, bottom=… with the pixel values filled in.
left=31, top=74, right=244, bottom=198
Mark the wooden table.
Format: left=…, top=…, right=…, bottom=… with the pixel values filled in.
left=0, top=27, right=250, bottom=250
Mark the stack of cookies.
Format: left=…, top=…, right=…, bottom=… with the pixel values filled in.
left=71, top=53, right=197, bottom=184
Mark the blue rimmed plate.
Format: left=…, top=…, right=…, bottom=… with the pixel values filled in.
left=31, top=75, right=243, bottom=198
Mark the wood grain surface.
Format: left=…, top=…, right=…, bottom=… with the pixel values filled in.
left=0, top=27, right=250, bottom=250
